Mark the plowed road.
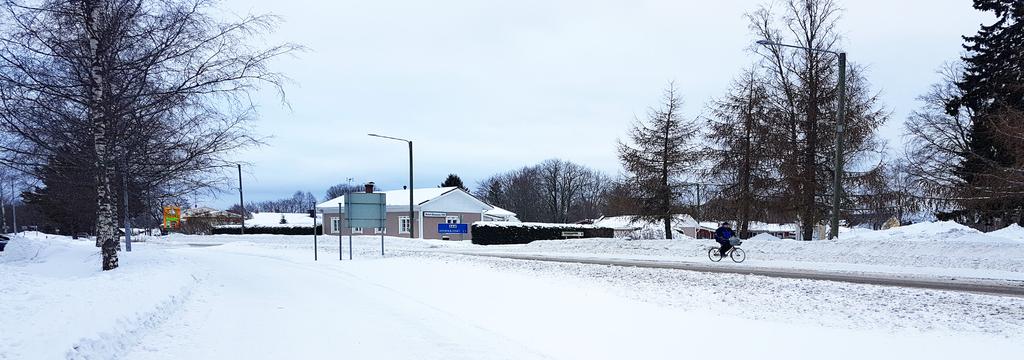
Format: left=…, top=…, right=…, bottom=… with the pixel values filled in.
left=441, top=251, right=1024, bottom=297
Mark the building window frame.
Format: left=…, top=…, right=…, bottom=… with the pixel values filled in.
left=399, top=216, right=411, bottom=234
left=445, top=215, right=460, bottom=224
left=352, top=227, right=363, bottom=234
left=331, top=218, right=340, bottom=234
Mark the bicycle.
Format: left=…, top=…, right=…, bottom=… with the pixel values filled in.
left=708, top=239, right=746, bottom=263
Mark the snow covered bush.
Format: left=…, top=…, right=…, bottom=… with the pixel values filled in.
left=471, top=221, right=614, bottom=245
left=212, top=225, right=323, bottom=235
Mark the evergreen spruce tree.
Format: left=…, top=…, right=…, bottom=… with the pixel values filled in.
left=949, top=0, right=1024, bottom=224
left=704, top=71, right=777, bottom=237
left=440, top=174, right=468, bottom=191
left=618, top=83, right=698, bottom=239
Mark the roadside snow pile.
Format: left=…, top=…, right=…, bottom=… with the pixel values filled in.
left=470, top=221, right=1024, bottom=273
left=0, top=233, right=199, bottom=360
left=748, top=233, right=781, bottom=241
left=988, top=224, right=1024, bottom=240
left=474, top=221, right=605, bottom=229
left=842, top=221, right=988, bottom=242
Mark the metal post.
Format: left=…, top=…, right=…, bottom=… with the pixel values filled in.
left=11, top=178, right=16, bottom=235
left=238, top=164, right=245, bottom=235
left=1, top=177, right=6, bottom=233
left=381, top=233, right=385, bottom=256
left=408, top=140, right=414, bottom=239
left=123, top=162, right=132, bottom=252
left=313, top=208, right=318, bottom=261
left=344, top=202, right=348, bottom=258
left=348, top=234, right=353, bottom=260
left=830, top=53, right=847, bottom=240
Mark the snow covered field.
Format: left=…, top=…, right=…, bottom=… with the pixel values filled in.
left=2, top=223, right=1023, bottom=359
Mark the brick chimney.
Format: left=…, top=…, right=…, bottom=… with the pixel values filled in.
left=365, top=182, right=375, bottom=193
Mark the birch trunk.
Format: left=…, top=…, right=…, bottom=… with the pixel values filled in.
left=84, top=0, right=118, bottom=270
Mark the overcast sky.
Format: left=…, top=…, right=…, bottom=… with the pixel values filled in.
left=207, top=0, right=989, bottom=209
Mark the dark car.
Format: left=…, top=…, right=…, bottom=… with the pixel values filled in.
left=0, top=233, right=9, bottom=252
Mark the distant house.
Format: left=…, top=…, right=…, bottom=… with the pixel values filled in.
left=182, top=206, right=243, bottom=227
left=693, top=221, right=799, bottom=239
left=180, top=206, right=243, bottom=234
left=588, top=215, right=800, bottom=240
left=592, top=214, right=698, bottom=239
left=315, top=187, right=517, bottom=240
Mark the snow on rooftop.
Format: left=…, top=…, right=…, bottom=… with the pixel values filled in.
left=593, top=214, right=698, bottom=230
left=316, top=187, right=459, bottom=209
left=484, top=206, right=516, bottom=217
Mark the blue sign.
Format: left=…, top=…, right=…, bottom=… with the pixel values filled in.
left=438, top=223, right=468, bottom=234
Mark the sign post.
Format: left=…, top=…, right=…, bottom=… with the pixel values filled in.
left=162, top=206, right=181, bottom=232
left=344, top=203, right=348, bottom=259
left=343, top=191, right=387, bottom=259
left=309, top=209, right=318, bottom=261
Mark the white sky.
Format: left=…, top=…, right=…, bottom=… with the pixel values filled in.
left=208, top=0, right=990, bottom=208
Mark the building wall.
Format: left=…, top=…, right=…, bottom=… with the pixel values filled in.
left=421, top=212, right=481, bottom=240
left=323, top=211, right=480, bottom=239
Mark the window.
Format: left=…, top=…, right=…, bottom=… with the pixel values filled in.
left=375, top=227, right=386, bottom=234
left=445, top=216, right=460, bottom=224
left=331, top=218, right=340, bottom=234
left=352, top=227, right=363, bottom=234
left=399, top=216, right=411, bottom=234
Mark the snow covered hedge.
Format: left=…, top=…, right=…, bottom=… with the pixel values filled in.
left=212, top=225, right=323, bottom=235
left=471, top=221, right=614, bottom=245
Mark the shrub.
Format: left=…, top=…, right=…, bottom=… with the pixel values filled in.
left=212, top=225, right=322, bottom=235
left=471, top=221, right=614, bottom=245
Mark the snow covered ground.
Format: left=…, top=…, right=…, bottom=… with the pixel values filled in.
left=438, top=221, right=1024, bottom=281
left=3, top=223, right=1023, bottom=359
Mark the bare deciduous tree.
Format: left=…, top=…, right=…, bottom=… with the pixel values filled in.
left=0, top=0, right=298, bottom=269
left=747, top=0, right=887, bottom=239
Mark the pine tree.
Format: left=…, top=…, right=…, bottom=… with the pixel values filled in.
left=618, top=83, right=698, bottom=239
left=440, top=174, right=468, bottom=191
left=948, top=0, right=1024, bottom=224
left=703, top=70, right=778, bottom=237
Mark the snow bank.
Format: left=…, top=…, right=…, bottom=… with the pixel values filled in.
left=842, top=221, right=989, bottom=242
left=466, top=221, right=1024, bottom=273
left=748, top=232, right=782, bottom=241
left=988, top=224, right=1024, bottom=240
left=474, top=221, right=605, bottom=229
left=0, top=234, right=199, bottom=360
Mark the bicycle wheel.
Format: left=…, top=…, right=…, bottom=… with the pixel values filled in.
left=730, top=247, right=746, bottom=263
left=708, top=248, right=723, bottom=262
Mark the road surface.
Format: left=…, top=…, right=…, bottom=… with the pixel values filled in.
left=440, top=251, right=1024, bottom=297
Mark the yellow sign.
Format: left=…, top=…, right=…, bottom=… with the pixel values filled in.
left=163, top=206, right=181, bottom=229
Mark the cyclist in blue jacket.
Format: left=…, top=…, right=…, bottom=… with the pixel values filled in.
left=714, top=222, right=736, bottom=257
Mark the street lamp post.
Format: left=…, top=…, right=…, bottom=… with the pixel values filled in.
left=237, top=164, right=245, bottom=235
left=756, top=40, right=847, bottom=240
left=368, top=133, right=415, bottom=239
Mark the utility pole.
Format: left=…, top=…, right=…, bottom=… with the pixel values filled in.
left=755, top=40, right=847, bottom=240
left=238, top=164, right=245, bottom=235
left=408, top=140, right=414, bottom=239
left=829, top=52, right=847, bottom=240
